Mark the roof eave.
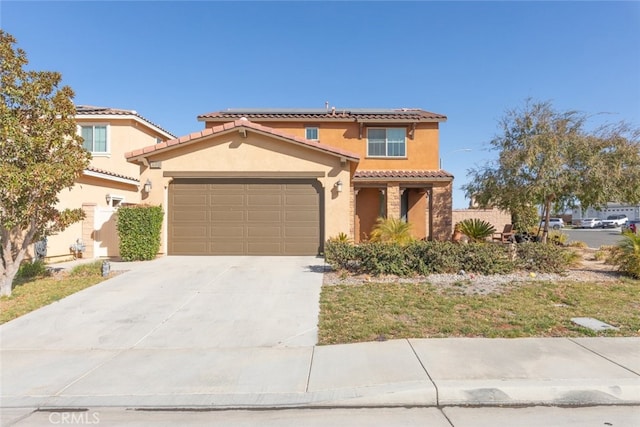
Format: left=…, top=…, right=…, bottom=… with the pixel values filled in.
left=77, top=114, right=176, bottom=139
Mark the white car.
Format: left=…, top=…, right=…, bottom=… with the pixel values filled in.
left=601, top=214, right=628, bottom=228
left=540, top=218, right=564, bottom=230
left=580, top=218, right=602, bottom=228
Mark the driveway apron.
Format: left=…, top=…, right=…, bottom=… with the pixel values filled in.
left=1, top=256, right=324, bottom=350
left=1, top=257, right=324, bottom=407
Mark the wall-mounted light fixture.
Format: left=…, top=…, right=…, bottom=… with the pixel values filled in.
left=143, top=179, right=152, bottom=193
left=335, top=180, right=343, bottom=193
left=105, top=194, right=111, bottom=204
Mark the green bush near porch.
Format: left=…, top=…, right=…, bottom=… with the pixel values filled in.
left=116, top=205, right=164, bottom=261
left=325, top=240, right=573, bottom=276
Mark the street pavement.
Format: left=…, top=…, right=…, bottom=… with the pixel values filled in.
left=1, top=256, right=639, bottom=425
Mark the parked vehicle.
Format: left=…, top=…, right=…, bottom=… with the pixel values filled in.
left=540, top=218, right=564, bottom=230
left=579, top=218, right=603, bottom=229
left=601, top=214, right=628, bottom=228
left=622, top=219, right=640, bottom=234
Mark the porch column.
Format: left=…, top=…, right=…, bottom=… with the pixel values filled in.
left=387, top=183, right=400, bottom=219
left=431, top=182, right=453, bottom=241
left=350, top=187, right=359, bottom=240
left=81, top=204, right=96, bottom=259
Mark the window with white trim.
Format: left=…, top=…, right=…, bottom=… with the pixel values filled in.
left=367, top=128, right=406, bottom=157
left=80, top=125, right=108, bottom=154
left=305, top=127, right=319, bottom=141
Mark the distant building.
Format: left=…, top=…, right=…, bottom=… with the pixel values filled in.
left=574, top=203, right=640, bottom=221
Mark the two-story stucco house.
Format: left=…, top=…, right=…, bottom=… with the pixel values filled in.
left=125, top=108, right=452, bottom=256
left=45, top=106, right=175, bottom=261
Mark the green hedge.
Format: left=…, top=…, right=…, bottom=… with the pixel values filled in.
left=116, top=205, right=164, bottom=261
left=325, top=240, right=569, bottom=276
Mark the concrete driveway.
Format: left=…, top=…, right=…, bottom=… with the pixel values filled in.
left=0, top=256, right=325, bottom=350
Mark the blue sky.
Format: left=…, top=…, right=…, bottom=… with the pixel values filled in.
left=2, top=1, right=639, bottom=208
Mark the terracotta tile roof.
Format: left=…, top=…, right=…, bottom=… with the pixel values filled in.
left=198, top=108, right=447, bottom=122
left=125, top=119, right=360, bottom=162
left=84, top=166, right=139, bottom=183
left=76, top=105, right=176, bottom=138
left=353, top=170, right=454, bottom=181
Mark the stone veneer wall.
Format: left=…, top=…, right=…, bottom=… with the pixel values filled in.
left=386, top=183, right=400, bottom=220
left=451, top=208, right=511, bottom=235
left=432, top=183, right=453, bottom=241
left=81, top=204, right=96, bottom=259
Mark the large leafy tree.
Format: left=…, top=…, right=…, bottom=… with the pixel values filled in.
left=463, top=99, right=640, bottom=242
left=0, top=31, right=90, bottom=296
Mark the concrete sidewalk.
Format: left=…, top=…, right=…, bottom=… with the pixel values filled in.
left=1, top=337, right=638, bottom=410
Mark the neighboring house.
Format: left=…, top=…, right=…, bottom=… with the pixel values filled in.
left=45, top=105, right=175, bottom=261
left=125, top=108, right=452, bottom=256
left=574, top=203, right=640, bottom=221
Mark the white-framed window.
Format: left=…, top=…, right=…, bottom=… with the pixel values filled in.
left=305, top=127, right=319, bottom=141
left=80, top=124, right=109, bottom=154
left=367, top=128, right=406, bottom=157
left=106, top=194, right=124, bottom=208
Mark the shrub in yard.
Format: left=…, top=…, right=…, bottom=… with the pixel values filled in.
left=356, top=242, right=414, bottom=276
left=325, top=239, right=575, bottom=277
left=116, top=205, right=164, bottom=261
left=456, top=219, right=496, bottom=242
left=514, top=242, right=571, bottom=274
left=369, top=217, right=413, bottom=245
left=325, top=239, right=358, bottom=271
left=69, top=261, right=103, bottom=278
left=595, top=245, right=615, bottom=262
left=404, top=241, right=462, bottom=274
left=607, top=232, right=640, bottom=279
left=16, top=260, right=48, bottom=279
left=548, top=230, right=568, bottom=246
left=457, top=243, right=514, bottom=274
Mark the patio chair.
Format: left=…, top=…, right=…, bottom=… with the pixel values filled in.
left=492, top=224, right=514, bottom=243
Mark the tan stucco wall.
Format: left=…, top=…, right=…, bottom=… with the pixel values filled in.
left=46, top=177, right=139, bottom=261
left=205, top=121, right=440, bottom=170
left=77, top=117, right=163, bottom=178
left=43, top=116, right=168, bottom=262
left=452, top=208, right=512, bottom=236
left=138, top=131, right=353, bottom=252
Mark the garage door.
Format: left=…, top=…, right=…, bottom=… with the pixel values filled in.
left=168, top=178, right=322, bottom=255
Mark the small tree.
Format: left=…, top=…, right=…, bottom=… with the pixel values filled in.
left=0, top=31, right=90, bottom=296
left=464, top=99, right=640, bottom=242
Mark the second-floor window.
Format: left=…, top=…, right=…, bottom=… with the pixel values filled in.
left=81, top=125, right=108, bottom=154
left=367, top=128, right=406, bottom=157
left=305, top=127, right=319, bottom=140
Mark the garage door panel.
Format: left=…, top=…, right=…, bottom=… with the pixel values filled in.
left=169, top=178, right=321, bottom=255
left=247, top=242, right=283, bottom=254
left=285, top=211, right=319, bottom=222
left=247, top=194, right=281, bottom=207
left=173, top=194, right=208, bottom=205
left=285, top=226, right=319, bottom=238
left=247, top=225, right=282, bottom=238
left=172, top=241, right=208, bottom=253
left=171, top=210, right=208, bottom=222
left=211, top=226, right=245, bottom=238
left=210, top=241, right=245, bottom=255
left=247, top=211, right=281, bottom=222
left=211, top=211, right=246, bottom=221
left=211, top=194, right=245, bottom=206
left=172, top=226, right=208, bottom=238
left=171, top=183, right=209, bottom=191
left=285, top=194, right=318, bottom=206
left=285, top=242, right=319, bottom=255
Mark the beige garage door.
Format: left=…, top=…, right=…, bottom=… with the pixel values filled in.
left=168, top=178, right=322, bottom=255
